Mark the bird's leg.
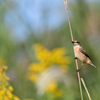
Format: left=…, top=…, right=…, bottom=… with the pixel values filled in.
left=75, top=57, right=78, bottom=59
left=77, top=63, right=83, bottom=72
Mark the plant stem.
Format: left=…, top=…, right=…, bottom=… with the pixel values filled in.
left=63, top=0, right=83, bottom=100
left=81, top=78, right=91, bottom=100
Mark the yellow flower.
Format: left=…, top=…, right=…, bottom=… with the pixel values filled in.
left=13, top=96, right=20, bottom=100
left=27, top=44, right=71, bottom=97
left=0, top=88, right=6, bottom=96
left=7, top=90, right=13, bottom=99
left=46, top=82, right=63, bottom=97
left=28, top=63, right=46, bottom=72
left=27, top=73, right=38, bottom=82
left=46, top=82, right=57, bottom=92
left=3, top=96, right=9, bottom=100
left=8, top=86, right=13, bottom=91
left=0, top=66, right=20, bottom=100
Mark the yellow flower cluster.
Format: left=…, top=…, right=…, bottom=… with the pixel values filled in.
left=27, top=44, right=70, bottom=97
left=34, top=44, right=69, bottom=67
left=46, top=82, right=63, bottom=97
left=0, top=66, right=20, bottom=100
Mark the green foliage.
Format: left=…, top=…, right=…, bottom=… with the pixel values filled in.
left=0, top=0, right=100, bottom=100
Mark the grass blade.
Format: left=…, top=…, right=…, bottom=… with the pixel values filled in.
left=81, top=78, right=91, bottom=100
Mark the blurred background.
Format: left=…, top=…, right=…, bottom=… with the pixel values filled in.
left=0, top=0, right=100, bottom=100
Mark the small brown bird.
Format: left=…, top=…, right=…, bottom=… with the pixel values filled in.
left=72, top=40, right=98, bottom=72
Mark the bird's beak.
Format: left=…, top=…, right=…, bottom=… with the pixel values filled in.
left=72, top=41, right=74, bottom=43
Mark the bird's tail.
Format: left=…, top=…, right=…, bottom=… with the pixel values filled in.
left=90, top=63, right=98, bottom=70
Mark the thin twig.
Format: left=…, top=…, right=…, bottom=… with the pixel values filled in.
left=63, top=0, right=83, bottom=100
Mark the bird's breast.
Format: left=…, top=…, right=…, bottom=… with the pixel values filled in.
left=74, top=46, right=87, bottom=63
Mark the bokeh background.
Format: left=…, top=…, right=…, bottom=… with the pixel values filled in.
left=0, top=0, right=100, bottom=100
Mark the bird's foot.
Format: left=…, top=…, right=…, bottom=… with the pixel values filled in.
left=75, top=57, right=78, bottom=59
left=72, top=41, right=74, bottom=43
left=77, top=69, right=80, bottom=72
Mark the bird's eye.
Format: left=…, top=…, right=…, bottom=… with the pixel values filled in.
left=77, top=41, right=80, bottom=43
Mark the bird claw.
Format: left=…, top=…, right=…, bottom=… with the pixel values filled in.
left=72, top=41, right=74, bottom=43
left=75, top=57, right=78, bottom=59
left=77, top=69, right=79, bottom=72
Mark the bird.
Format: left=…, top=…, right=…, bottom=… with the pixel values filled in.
left=72, top=40, right=98, bottom=72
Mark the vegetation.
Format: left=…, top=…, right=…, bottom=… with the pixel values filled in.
left=0, top=0, right=100, bottom=100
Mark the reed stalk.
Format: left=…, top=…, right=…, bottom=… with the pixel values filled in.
left=63, top=0, right=83, bottom=100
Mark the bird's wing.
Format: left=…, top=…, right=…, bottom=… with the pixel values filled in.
left=79, top=47, right=91, bottom=60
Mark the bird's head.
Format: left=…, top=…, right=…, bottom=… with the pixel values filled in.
left=72, top=40, right=81, bottom=46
